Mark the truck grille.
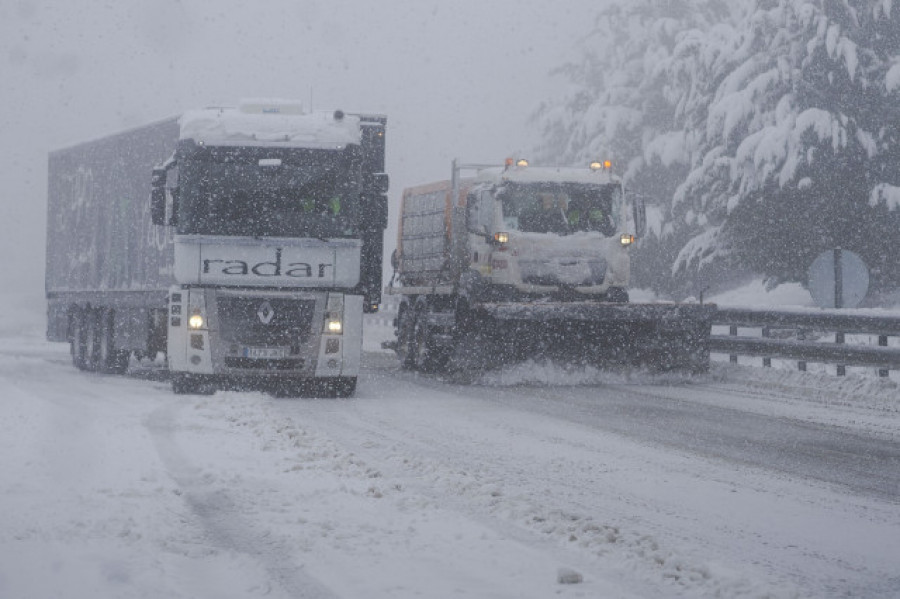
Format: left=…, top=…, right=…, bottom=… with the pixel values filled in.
left=216, top=297, right=316, bottom=346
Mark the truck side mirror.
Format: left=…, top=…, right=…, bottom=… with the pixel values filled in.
left=150, top=168, right=167, bottom=225
left=359, top=194, right=388, bottom=229
left=365, top=173, right=389, bottom=195
left=150, top=187, right=167, bottom=225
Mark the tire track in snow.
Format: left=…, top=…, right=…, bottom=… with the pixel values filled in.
left=145, top=402, right=339, bottom=599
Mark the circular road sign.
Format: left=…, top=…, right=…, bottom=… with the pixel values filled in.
left=807, top=249, right=869, bottom=309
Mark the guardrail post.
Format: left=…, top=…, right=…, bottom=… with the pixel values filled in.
left=729, top=325, right=738, bottom=364
left=797, top=328, right=807, bottom=371
left=762, top=327, right=771, bottom=367
left=836, top=331, right=846, bottom=376
left=879, top=335, right=889, bottom=378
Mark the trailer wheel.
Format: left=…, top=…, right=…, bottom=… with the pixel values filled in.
left=98, top=309, right=130, bottom=374
left=83, top=308, right=103, bottom=372
left=70, top=310, right=88, bottom=370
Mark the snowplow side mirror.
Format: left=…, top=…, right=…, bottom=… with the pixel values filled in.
left=633, top=197, right=647, bottom=238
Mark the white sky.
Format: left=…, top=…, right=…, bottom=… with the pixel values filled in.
left=1, top=0, right=599, bottom=297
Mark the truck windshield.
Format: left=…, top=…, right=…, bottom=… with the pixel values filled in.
left=176, top=145, right=362, bottom=238
left=498, top=182, right=623, bottom=236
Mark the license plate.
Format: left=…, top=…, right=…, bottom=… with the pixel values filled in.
left=243, top=347, right=287, bottom=359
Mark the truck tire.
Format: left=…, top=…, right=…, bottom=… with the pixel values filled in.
left=327, top=376, right=357, bottom=398
left=336, top=376, right=357, bottom=398
left=172, top=373, right=214, bottom=395
left=98, top=309, right=130, bottom=374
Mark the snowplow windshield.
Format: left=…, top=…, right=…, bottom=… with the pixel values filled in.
left=176, top=144, right=363, bottom=238
left=498, top=182, right=622, bottom=236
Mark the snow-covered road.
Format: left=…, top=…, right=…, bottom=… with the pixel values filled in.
left=2, top=316, right=899, bottom=598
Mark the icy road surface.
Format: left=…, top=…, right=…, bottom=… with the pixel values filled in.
left=2, top=321, right=900, bottom=598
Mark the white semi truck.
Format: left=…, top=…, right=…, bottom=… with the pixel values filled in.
left=46, top=100, right=388, bottom=396
left=387, top=159, right=713, bottom=372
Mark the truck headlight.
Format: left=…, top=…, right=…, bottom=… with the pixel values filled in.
left=323, top=293, right=344, bottom=334
left=620, top=234, right=635, bottom=246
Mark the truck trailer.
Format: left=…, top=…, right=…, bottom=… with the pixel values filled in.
left=386, top=159, right=713, bottom=373
left=46, top=100, right=388, bottom=396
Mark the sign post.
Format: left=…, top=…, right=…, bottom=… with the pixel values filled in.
left=808, top=249, right=869, bottom=376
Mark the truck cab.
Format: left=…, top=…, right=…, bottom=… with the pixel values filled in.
left=153, top=102, right=388, bottom=395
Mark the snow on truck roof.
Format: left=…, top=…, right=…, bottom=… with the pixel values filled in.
left=178, top=99, right=362, bottom=149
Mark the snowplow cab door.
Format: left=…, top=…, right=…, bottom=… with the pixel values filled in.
left=466, top=190, right=494, bottom=237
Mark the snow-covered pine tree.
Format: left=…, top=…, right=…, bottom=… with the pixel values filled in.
left=677, top=0, right=900, bottom=296
left=534, top=0, right=745, bottom=296
left=539, top=0, right=900, bottom=298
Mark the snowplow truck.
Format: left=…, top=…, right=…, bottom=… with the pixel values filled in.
left=387, top=159, right=714, bottom=373
left=46, top=100, right=388, bottom=396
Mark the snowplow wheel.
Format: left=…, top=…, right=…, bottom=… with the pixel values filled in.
left=410, top=302, right=449, bottom=373
left=605, top=287, right=629, bottom=303
left=395, top=302, right=417, bottom=369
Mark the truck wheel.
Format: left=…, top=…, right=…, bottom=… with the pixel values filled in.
left=172, top=373, right=214, bottom=395
left=332, top=376, right=357, bottom=398
left=98, top=309, right=130, bottom=374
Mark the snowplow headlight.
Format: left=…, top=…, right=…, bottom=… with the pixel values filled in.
left=620, top=234, right=635, bottom=246
left=324, top=313, right=343, bottom=334
left=494, top=232, right=509, bottom=244
left=188, top=314, right=205, bottom=329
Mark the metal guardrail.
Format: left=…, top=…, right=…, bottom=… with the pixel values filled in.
left=710, top=306, right=900, bottom=377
